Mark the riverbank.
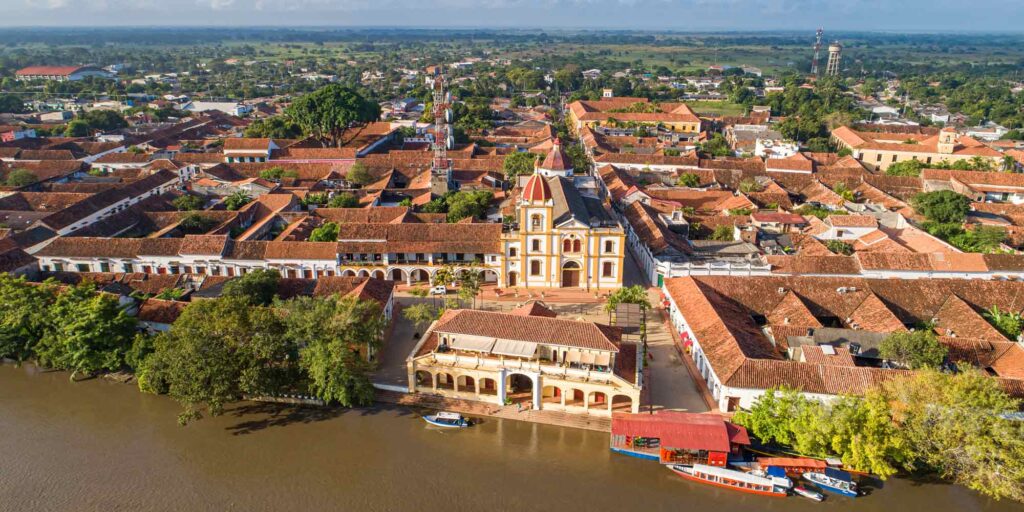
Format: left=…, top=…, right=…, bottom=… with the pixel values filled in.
left=2, top=362, right=1021, bottom=512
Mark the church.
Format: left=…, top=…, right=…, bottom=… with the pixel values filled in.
left=501, top=139, right=626, bottom=290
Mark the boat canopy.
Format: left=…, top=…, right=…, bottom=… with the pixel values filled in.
left=436, top=412, right=463, bottom=420
left=824, top=467, right=853, bottom=481
left=693, top=464, right=775, bottom=487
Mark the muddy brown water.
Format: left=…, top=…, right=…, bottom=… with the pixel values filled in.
left=1, top=363, right=1020, bottom=512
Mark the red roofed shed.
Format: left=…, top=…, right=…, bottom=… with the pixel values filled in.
left=610, top=411, right=749, bottom=465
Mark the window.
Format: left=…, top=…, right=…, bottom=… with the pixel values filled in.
left=891, top=155, right=898, bottom=162
left=530, top=260, right=542, bottom=276
left=563, top=239, right=572, bottom=252
left=876, top=154, right=882, bottom=162
left=531, top=239, right=541, bottom=252
left=604, top=240, right=614, bottom=253
left=99, top=262, right=110, bottom=273
left=509, top=247, right=518, bottom=257
left=76, top=264, right=89, bottom=272
left=572, top=239, right=581, bottom=252
left=602, top=262, right=614, bottom=278
left=530, top=214, right=542, bottom=231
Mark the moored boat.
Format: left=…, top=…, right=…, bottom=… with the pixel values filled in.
left=422, top=411, right=470, bottom=428
left=669, top=464, right=788, bottom=497
left=792, top=486, right=825, bottom=502
left=803, top=468, right=858, bottom=497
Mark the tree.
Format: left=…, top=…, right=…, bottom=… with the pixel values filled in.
left=886, top=370, right=1024, bottom=501
left=885, top=159, right=926, bottom=177
left=172, top=194, right=204, bottom=211
left=286, top=84, right=381, bottom=147
left=698, top=133, right=732, bottom=157
left=948, top=225, right=1006, bottom=253
left=34, top=283, right=137, bottom=380
left=710, top=225, right=734, bottom=241
left=604, top=285, right=651, bottom=314
left=345, top=162, right=373, bottom=185
left=222, top=268, right=280, bottom=306
left=502, top=151, right=538, bottom=178
left=456, top=267, right=483, bottom=309
left=0, top=275, right=55, bottom=361
left=738, top=178, right=763, bottom=193
left=244, top=116, right=304, bottom=139
left=879, top=330, right=948, bottom=369
left=983, top=306, right=1023, bottom=340
left=912, top=190, right=971, bottom=224
left=328, top=193, right=359, bottom=208
left=258, top=166, right=298, bottom=182
left=825, top=240, right=853, bottom=255
left=309, top=221, right=340, bottom=242
left=676, top=173, right=701, bottom=188
left=0, top=94, right=25, bottom=113
left=5, top=169, right=37, bottom=188
left=284, top=296, right=384, bottom=406
left=178, top=213, right=218, bottom=234
left=223, top=191, right=252, bottom=211
left=445, top=190, right=493, bottom=223
left=80, top=110, right=128, bottom=132
left=138, top=297, right=289, bottom=425
left=403, top=303, right=440, bottom=334
left=64, top=119, right=91, bottom=137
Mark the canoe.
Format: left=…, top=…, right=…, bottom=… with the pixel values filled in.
left=793, top=486, right=825, bottom=502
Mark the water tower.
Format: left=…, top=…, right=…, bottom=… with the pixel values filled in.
left=826, top=42, right=842, bottom=77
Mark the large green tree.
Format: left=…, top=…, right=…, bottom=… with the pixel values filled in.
left=912, top=190, right=971, bottom=224
left=34, top=283, right=137, bottom=380
left=0, top=275, right=55, bottom=361
left=222, top=268, right=281, bottom=306
left=502, top=151, right=538, bottom=178
left=879, top=330, right=948, bottom=369
left=286, top=85, right=381, bottom=147
left=139, top=297, right=290, bottom=425
left=282, top=296, right=384, bottom=406
left=244, top=116, right=304, bottom=139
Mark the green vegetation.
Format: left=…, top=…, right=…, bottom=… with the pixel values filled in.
left=345, top=162, right=374, bottom=186
left=328, top=193, right=359, bottom=208
left=178, top=213, right=218, bottom=235
left=223, top=191, right=252, bottom=211
left=420, top=190, right=494, bottom=223
left=244, top=117, right=304, bottom=139
left=0, top=276, right=137, bottom=380
left=4, top=169, right=37, bottom=188
left=737, top=178, right=762, bottom=193
left=0, top=94, right=24, bottom=113
left=258, top=166, right=299, bottom=181
left=825, top=240, right=853, bottom=256
left=286, top=84, right=380, bottom=147
left=403, top=303, right=440, bottom=334
left=172, top=194, right=205, bottom=211
left=309, top=221, right=340, bottom=242
left=735, top=371, right=1024, bottom=501
left=502, top=151, right=539, bottom=178
left=221, top=268, right=281, bottom=306
left=604, top=285, right=651, bottom=314
left=983, top=306, right=1024, bottom=340
left=912, top=190, right=971, bottom=224
left=676, top=173, right=700, bottom=188
left=709, top=225, right=735, bottom=241
left=698, top=133, right=731, bottom=157
left=879, top=330, right=948, bottom=369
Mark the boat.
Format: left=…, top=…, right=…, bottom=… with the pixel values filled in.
left=803, top=468, right=859, bottom=497
left=792, top=486, right=825, bottom=502
left=669, top=464, right=788, bottom=497
left=422, top=411, right=470, bottom=428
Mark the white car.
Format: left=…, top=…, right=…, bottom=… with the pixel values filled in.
left=430, top=285, right=448, bottom=295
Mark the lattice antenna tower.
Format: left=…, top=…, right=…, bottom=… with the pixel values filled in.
left=811, top=28, right=824, bottom=76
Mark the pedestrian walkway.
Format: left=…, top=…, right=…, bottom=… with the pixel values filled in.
left=375, top=390, right=612, bottom=432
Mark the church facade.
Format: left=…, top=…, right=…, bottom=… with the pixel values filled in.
left=501, top=140, right=626, bottom=290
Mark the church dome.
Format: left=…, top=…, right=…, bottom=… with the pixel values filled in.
left=522, top=172, right=552, bottom=203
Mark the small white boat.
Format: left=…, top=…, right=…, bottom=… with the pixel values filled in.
left=422, top=411, right=470, bottom=428
left=793, top=486, right=825, bottom=502
left=803, top=468, right=858, bottom=497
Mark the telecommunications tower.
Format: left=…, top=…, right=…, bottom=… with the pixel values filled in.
left=430, top=71, right=454, bottom=196
left=811, top=28, right=824, bottom=76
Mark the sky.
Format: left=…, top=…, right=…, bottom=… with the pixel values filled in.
left=2, top=0, right=1022, bottom=31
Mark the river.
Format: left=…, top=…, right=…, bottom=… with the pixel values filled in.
left=0, top=363, right=1019, bottom=512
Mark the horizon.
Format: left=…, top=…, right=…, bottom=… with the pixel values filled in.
left=3, top=0, right=1023, bottom=32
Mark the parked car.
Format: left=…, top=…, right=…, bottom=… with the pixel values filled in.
left=430, top=285, right=448, bottom=295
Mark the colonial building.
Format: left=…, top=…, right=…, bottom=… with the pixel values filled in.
left=407, top=304, right=642, bottom=416
left=831, top=126, right=1003, bottom=172
left=501, top=142, right=626, bottom=289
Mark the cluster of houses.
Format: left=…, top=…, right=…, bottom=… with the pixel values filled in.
left=3, top=71, right=1024, bottom=424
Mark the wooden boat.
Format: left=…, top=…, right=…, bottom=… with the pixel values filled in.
left=422, top=411, right=470, bottom=428
left=803, top=468, right=858, bottom=497
left=669, top=464, right=788, bottom=497
left=793, top=486, right=825, bottom=502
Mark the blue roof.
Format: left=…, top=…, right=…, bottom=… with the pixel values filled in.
left=824, top=467, right=852, bottom=481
